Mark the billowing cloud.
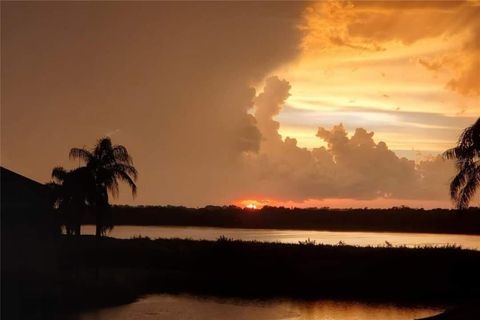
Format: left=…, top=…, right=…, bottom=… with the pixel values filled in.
left=254, top=76, right=291, bottom=153
left=243, top=76, right=456, bottom=203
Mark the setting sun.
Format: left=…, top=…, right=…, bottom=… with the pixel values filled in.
left=238, top=199, right=266, bottom=209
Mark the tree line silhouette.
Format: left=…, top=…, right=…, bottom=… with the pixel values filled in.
left=91, top=205, right=479, bottom=234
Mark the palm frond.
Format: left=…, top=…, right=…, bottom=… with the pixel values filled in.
left=444, top=118, right=480, bottom=160
left=112, top=163, right=138, bottom=180
left=449, top=161, right=473, bottom=200
left=51, top=166, right=68, bottom=183
left=457, top=170, right=480, bottom=210
left=69, top=148, right=93, bottom=164
left=445, top=118, right=480, bottom=209
left=443, top=147, right=460, bottom=160
left=112, top=145, right=133, bottom=164
left=114, top=170, right=137, bottom=197
left=106, top=177, right=120, bottom=199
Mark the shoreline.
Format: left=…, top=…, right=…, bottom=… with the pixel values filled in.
left=5, top=236, right=480, bottom=319
left=77, top=206, right=480, bottom=236
left=59, top=237, right=480, bottom=304
left=81, top=223, right=480, bottom=237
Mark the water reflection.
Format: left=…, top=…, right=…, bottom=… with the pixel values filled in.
left=82, top=225, right=480, bottom=250
left=74, top=294, right=443, bottom=320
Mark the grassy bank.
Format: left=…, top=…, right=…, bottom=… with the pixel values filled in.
left=6, top=235, right=480, bottom=319
left=78, top=205, right=480, bottom=235
left=56, top=236, right=480, bottom=310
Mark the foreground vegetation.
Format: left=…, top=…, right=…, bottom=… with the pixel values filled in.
left=76, top=205, right=480, bottom=235
left=55, top=237, right=479, bottom=314
left=5, top=235, right=480, bottom=319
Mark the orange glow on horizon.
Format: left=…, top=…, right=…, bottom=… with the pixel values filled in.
left=237, top=199, right=269, bottom=209
left=235, top=197, right=454, bottom=210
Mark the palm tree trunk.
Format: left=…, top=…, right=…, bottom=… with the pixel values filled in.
left=95, top=224, right=102, bottom=238
left=95, top=233, right=100, bottom=282
left=95, top=209, right=102, bottom=282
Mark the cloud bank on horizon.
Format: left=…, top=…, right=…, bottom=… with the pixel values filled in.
left=1, top=1, right=478, bottom=208
left=246, top=76, right=456, bottom=207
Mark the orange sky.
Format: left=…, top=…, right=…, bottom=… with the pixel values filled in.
left=2, top=1, right=479, bottom=208
left=273, top=0, right=480, bottom=157
left=237, top=198, right=452, bottom=210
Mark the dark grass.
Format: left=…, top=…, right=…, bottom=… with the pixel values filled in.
left=56, top=236, right=480, bottom=312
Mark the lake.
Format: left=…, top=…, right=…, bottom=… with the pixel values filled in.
left=73, top=294, right=443, bottom=320
left=82, top=225, right=480, bottom=250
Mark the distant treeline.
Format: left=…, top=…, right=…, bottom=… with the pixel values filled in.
left=80, top=205, right=480, bottom=235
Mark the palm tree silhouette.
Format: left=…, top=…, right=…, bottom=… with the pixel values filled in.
left=69, top=137, right=138, bottom=237
left=444, top=118, right=480, bottom=209
left=48, top=166, right=96, bottom=236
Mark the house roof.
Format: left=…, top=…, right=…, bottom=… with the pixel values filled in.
left=1, top=166, right=49, bottom=221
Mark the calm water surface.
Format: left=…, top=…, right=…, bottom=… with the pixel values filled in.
left=82, top=225, right=480, bottom=250
left=74, top=294, right=443, bottom=320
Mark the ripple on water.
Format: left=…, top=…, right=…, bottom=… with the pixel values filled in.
left=74, top=294, right=444, bottom=320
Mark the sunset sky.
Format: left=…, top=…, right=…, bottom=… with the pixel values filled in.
left=2, top=1, right=479, bottom=208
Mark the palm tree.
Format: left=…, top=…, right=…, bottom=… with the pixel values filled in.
left=69, top=137, right=138, bottom=237
left=443, top=118, right=480, bottom=209
left=48, top=166, right=96, bottom=236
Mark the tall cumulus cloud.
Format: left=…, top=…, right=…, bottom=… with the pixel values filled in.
left=244, top=76, right=456, bottom=203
